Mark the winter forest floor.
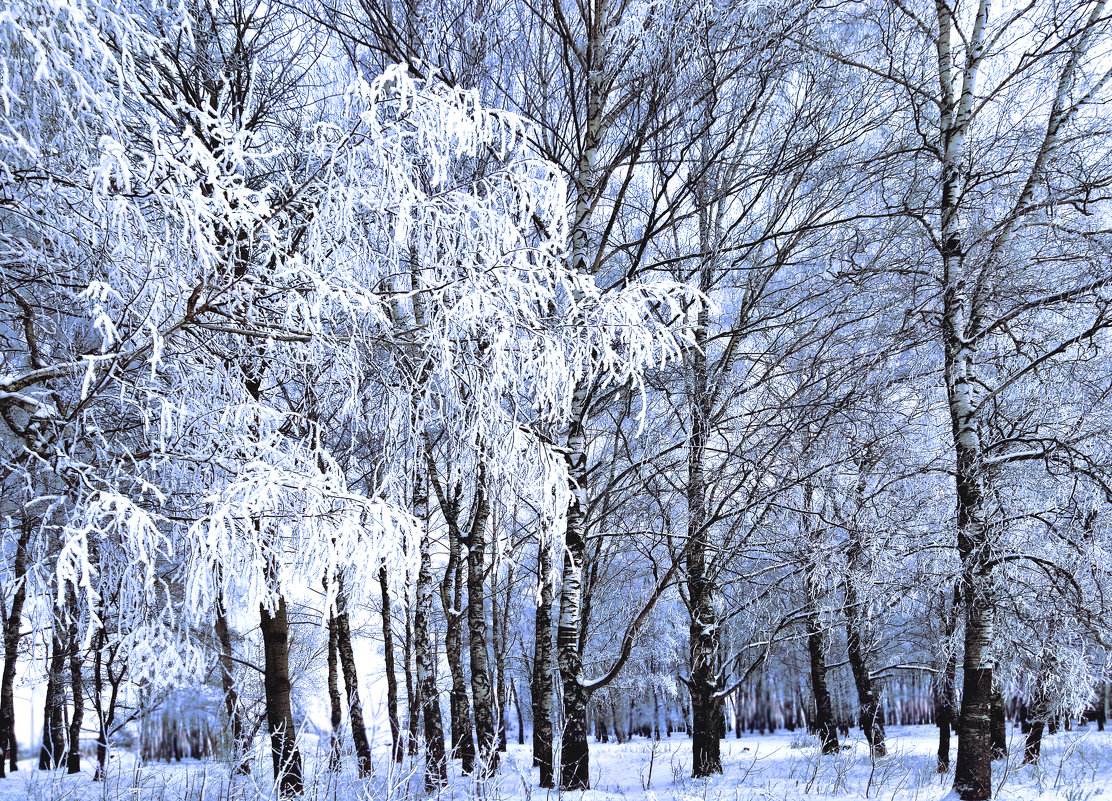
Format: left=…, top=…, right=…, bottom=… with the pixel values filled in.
left=2, top=725, right=1110, bottom=801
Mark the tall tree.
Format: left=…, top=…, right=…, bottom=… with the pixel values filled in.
left=0, top=520, right=30, bottom=777
left=531, top=525, right=557, bottom=787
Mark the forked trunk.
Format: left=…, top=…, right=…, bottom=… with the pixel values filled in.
left=430, top=454, right=477, bottom=773
left=92, top=625, right=122, bottom=782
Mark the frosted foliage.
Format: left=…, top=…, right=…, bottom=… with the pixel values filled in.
left=0, top=0, right=695, bottom=688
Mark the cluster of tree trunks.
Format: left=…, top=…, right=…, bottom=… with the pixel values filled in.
left=39, top=596, right=87, bottom=776
left=140, top=714, right=217, bottom=762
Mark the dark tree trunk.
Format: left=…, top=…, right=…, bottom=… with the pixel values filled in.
left=259, top=597, right=303, bottom=797
left=845, top=612, right=886, bottom=756
left=215, top=592, right=250, bottom=775
left=559, top=678, right=591, bottom=790
left=935, top=587, right=960, bottom=773
left=466, top=462, right=498, bottom=776
left=65, top=588, right=83, bottom=774
left=0, top=522, right=28, bottom=777
left=686, top=236, right=721, bottom=779
left=531, top=529, right=556, bottom=787
left=377, top=564, right=404, bottom=763
left=843, top=457, right=886, bottom=758
left=7, top=717, right=15, bottom=772
left=557, top=406, right=591, bottom=790
left=1023, top=720, right=1044, bottom=764
left=688, top=670, right=721, bottom=777
left=334, top=577, right=373, bottom=777
left=806, top=611, right=839, bottom=755
left=594, top=703, right=608, bottom=742
left=91, top=626, right=120, bottom=782
left=990, top=690, right=1007, bottom=760
left=944, top=261, right=995, bottom=800
left=403, top=595, right=420, bottom=757
left=954, top=643, right=993, bottom=800
left=513, top=684, right=525, bottom=745
left=39, top=626, right=66, bottom=769
left=936, top=683, right=955, bottom=773
left=493, top=563, right=511, bottom=753
left=429, top=456, right=476, bottom=773
left=326, top=611, right=343, bottom=771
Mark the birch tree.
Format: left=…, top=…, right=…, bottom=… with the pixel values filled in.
left=817, top=1, right=1112, bottom=796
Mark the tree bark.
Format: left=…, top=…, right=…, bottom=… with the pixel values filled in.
left=935, top=586, right=960, bottom=773
left=333, top=576, right=373, bottom=777
left=215, top=591, right=250, bottom=775
left=845, top=609, right=885, bottom=756
left=0, top=521, right=28, bottom=777
left=554, top=0, right=613, bottom=780
left=259, top=596, right=303, bottom=796
left=806, top=611, right=839, bottom=755
left=403, top=592, right=420, bottom=756
left=513, top=684, right=525, bottom=746
left=1023, top=720, right=1044, bottom=764
left=990, top=689, right=1007, bottom=760
left=378, top=564, right=404, bottom=763
left=466, top=461, right=498, bottom=776
left=953, top=599, right=993, bottom=800
left=429, top=451, right=477, bottom=773
left=683, top=63, right=731, bottom=766
left=493, top=563, right=511, bottom=753
left=65, top=587, right=83, bottom=774
left=952, top=452, right=994, bottom=798
left=843, top=457, right=886, bottom=757
left=531, top=527, right=556, bottom=787
left=935, top=3, right=996, bottom=796
left=39, top=625, right=66, bottom=769
left=326, top=611, right=343, bottom=772
left=91, top=625, right=122, bottom=781
left=413, top=461, right=447, bottom=790
left=558, top=401, right=591, bottom=790
left=686, top=256, right=722, bottom=778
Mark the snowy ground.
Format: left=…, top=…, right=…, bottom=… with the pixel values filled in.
left=2, top=725, right=1110, bottom=800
